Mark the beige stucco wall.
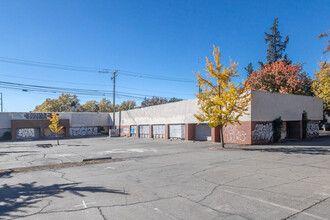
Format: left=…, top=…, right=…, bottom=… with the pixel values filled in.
left=0, top=112, right=111, bottom=129
left=116, top=98, right=251, bottom=126
left=251, top=90, right=323, bottom=121
left=60, top=112, right=111, bottom=127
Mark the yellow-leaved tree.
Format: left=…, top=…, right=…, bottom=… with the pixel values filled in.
left=313, top=61, right=330, bottom=116
left=195, top=46, right=251, bottom=148
left=47, top=112, right=64, bottom=145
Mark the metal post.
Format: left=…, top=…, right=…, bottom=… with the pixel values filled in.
left=0, top=93, right=3, bottom=112
left=111, top=71, right=118, bottom=129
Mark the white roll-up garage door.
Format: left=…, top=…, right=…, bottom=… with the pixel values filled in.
left=139, top=125, right=149, bottom=138
left=169, top=124, right=185, bottom=139
left=152, top=125, right=165, bottom=138
left=195, top=124, right=211, bottom=141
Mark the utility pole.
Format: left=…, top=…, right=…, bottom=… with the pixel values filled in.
left=0, top=93, right=3, bottom=112
left=111, top=71, right=118, bottom=129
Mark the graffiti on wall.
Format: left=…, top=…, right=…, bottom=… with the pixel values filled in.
left=70, top=127, right=98, bottom=137
left=306, top=122, right=319, bottom=136
left=44, top=127, right=65, bottom=138
left=24, top=113, right=52, bottom=120
left=224, top=125, right=247, bottom=142
left=17, top=128, right=39, bottom=139
left=252, top=123, right=273, bottom=142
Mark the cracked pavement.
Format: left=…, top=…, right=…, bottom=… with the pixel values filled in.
left=0, top=136, right=330, bottom=219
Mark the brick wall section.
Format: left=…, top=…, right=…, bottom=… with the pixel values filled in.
left=251, top=121, right=273, bottom=145
left=11, top=119, right=70, bottom=140
left=136, top=125, right=140, bottom=138
left=117, top=125, right=130, bottom=137
left=211, top=126, right=220, bottom=142
left=165, top=124, right=169, bottom=139
left=185, top=124, right=196, bottom=141
left=223, top=122, right=252, bottom=145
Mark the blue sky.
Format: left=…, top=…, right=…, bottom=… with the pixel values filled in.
left=0, top=0, right=329, bottom=112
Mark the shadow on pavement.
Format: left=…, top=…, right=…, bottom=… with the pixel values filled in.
left=0, top=151, right=38, bottom=156
left=0, top=181, right=129, bottom=218
left=243, top=147, right=330, bottom=155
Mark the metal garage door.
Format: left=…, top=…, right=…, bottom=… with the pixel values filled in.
left=195, top=124, right=211, bottom=141
left=152, top=124, right=165, bottom=138
left=139, top=125, right=149, bottom=138
left=130, top=125, right=137, bottom=137
left=169, top=124, right=185, bottom=139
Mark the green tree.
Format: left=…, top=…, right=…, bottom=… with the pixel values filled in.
left=244, top=63, right=254, bottom=76
left=119, top=100, right=136, bottom=111
left=195, top=46, right=251, bottom=148
left=141, top=96, right=168, bottom=107
left=98, top=98, right=113, bottom=112
left=33, top=93, right=81, bottom=112
left=82, top=101, right=100, bottom=112
left=264, top=18, right=289, bottom=64
left=168, top=97, right=183, bottom=103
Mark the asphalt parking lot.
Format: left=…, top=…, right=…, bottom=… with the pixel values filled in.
left=0, top=136, right=330, bottom=220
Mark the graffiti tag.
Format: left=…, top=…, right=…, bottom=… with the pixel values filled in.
left=70, top=127, right=98, bottom=137
left=224, top=125, right=247, bottom=142
left=17, top=128, right=37, bottom=139
left=252, top=123, right=273, bottom=141
left=306, top=122, right=319, bottom=136
left=24, top=113, right=52, bottom=120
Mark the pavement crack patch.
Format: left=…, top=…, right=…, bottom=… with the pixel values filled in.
left=281, top=197, right=330, bottom=220
left=177, top=195, right=251, bottom=220
left=51, top=169, right=75, bottom=183
left=27, top=196, right=179, bottom=216
left=97, top=207, right=107, bottom=220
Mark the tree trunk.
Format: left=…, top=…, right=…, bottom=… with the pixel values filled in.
left=220, top=126, right=225, bottom=148
left=56, top=135, right=59, bottom=145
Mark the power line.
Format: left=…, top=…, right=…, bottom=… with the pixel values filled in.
left=0, top=80, right=178, bottom=100
left=0, top=73, right=193, bottom=95
left=0, top=56, right=195, bottom=83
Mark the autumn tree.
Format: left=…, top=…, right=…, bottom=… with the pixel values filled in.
left=247, top=60, right=313, bottom=96
left=33, top=93, right=82, bottom=112
left=318, top=30, right=330, bottom=54
left=47, top=112, right=63, bottom=145
left=195, top=46, right=251, bottom=148
left=313, top=61, right=330, bottom=114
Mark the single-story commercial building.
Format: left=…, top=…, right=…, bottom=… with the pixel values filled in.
left=0, top=90, right=323, bottom=144
left=115, top=90, right=323, bottom=144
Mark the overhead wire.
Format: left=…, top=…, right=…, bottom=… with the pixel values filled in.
left=0, top=73, right=193, bottom=96
left=0, top=80, right=176, bottom=100
left=0, top=56, right=195, bottom=83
